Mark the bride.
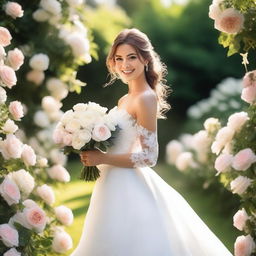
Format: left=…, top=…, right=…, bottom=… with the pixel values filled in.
left=70, top=28, right=232, bottom=256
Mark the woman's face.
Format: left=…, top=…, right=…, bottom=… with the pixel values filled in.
left=113, top=44, right=146, bottom=83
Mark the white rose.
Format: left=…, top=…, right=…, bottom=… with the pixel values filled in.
left=52, top=229, right=73, bottom=253
left=21, top=144, right=36, bottom=166
left=230, top=176, right=252, bottom=195
left=49, top=149, right=67, bottom=165
left=0, top=177, right=20, bottom=205
left=32, top=9, right=51, bottom=22
left=227, top=111, right=249, bottom=133
left=233, top=208, right=249, bottom=231
left=0, top=86, right=7, bottom=104
left=46, top=78, right=68, bottom=100
left=61, top=110, right=74, bottom=125
left=42, top=96, right=62, bottom=113
left=29, top=53, right=49, bottom=71
left=40, top=0, right=61, bottom=15
left=34, top=110, right=50, bottom=128
left=203, top=117, right=221, bottom=133
left=2, top=119, right=18, bottom=134
left=37, top=156, right=48, bottom=167
left=54, top=205, right=74, bottom=226
left=0, top=134, right=23, bottom=160
left=37, top=184, right=55, bottom=205
left=47, top=165, right=70, bottom=182
left=175, top=152, right=194, bottom=171
left=73, top=103, right=88, bottom=112
left=165, top=140, right=183, bottom=164
left=8, top=169, right=35, bottom=196
left=66, top=33, right=90, bottom=58
left=192, top=130, right=211, bottom=151
left=72, top=129, right=91, bottom=150
left=214, top=153, right=233, bottom=175
left=87, top=101, right=108, bottom=115
left=0, top=46, right=6, bottom=59
left=234, top=235, right=256, bottom=256
left=65, top=119, right=81, bottom=133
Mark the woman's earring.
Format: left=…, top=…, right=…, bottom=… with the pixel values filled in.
left=145, top=64, right=149, bottom=72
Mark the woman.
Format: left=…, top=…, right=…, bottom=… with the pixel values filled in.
left=71, top=28, right=232, bottom=256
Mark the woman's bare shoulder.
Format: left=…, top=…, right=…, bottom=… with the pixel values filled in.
left=135, top=89, right=157, bottom=106
left=117, top=94, right=129, bottom=107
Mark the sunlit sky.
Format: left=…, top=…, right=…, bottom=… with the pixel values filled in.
left=94, top=0, right=189, bottom=7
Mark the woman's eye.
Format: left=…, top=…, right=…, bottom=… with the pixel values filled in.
left=115, top=58, right=122, bottom=61
left=129, top=56, right=137, bottom=59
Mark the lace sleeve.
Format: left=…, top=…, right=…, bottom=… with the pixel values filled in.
left=130, top=124, right=159, bottom=168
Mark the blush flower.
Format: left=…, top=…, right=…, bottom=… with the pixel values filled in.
left=29, top=53, right=49, bottom=71
left=0, top=27, right=12, bottom=47
left=166, top=140, right=183, bottom=164
left=241, top=86, right=256, bottom=104
left=9, top=101, right=24, bottom=120
left=21, top=144, right=37, bottom=166
left=214, top=8, right=244, bottom=34
left=5, top=2, right=24, bottom=19
left=0, top=224, right=19, bottom=247
left=7, top=48, right=24, bottom=71
left=0, top=65, right=17, bottom=88
left=54, top=206, right=74, bottom=226
left=230, top=176, right=252, bottom=195
left=234, top=235, right=255, bottom=256
left=26, top=70, right=45, bottom=85
left=232, top=148, right=256, bottom=171
left=233, top=208, right=249, bottom=231
left=36, top=184, right=55, bottom=205
left=0, top=134, right=23, bottom=160
left=52, top=229, right=73, bottom=253
left=227, top=112, right=249, bottom=132
left=47, top=165, right=70, bottom=182
left=0, top=177, right=20, bottom=205
left=2, top=119, right=18, bottom=134
left=242, top=70, right=256, bottom=88
left=175, top=152, right=194, bottom=171
left=3, top=248, right=21, bottom=256
left=0, top=86, right=7, bottom=104
left=92, top=124, right=111, bottom=142
left=214, top=153, right=233, bottom=175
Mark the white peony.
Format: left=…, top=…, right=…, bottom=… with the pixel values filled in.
left=29, top=53, right=49, bottom=71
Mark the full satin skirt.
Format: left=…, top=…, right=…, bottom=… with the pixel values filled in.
left=70, top=165, right=233, bottom=256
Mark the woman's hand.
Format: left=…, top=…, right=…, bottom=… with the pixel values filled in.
left=80, top=150, right=105, bottom=166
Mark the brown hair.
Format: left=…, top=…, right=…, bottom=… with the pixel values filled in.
left=105, top=28, right=171, bottom=119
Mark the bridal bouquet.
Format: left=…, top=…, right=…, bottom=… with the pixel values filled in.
left=53, top=102, right=119, bottom=181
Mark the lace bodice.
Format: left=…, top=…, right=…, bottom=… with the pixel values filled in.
left=107, top=106, right=159, bottom=168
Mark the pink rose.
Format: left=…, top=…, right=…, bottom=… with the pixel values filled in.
left=54, top=206, right=74, bottom=226
left=0, top=224, right=19, bottom=247
left=0, top=134, right=23, bottom=160
left=242, top=70, right=256, bottom=88
left=47, top=165, right=70, bottom=182
left=9, top=101, right=24, bottom=120
left=26, top=70, right=45, bottom=85
left=233, top=208, right=249, bottom=231
left=12, top=206, right=47, bottom=233
left=214, top=153, right=233, bottom=174
left=36, top=184, right=55, bottom=205
left=52, top=229, right=73, bottom=253
left=227, top=112, right=249, bottom=132
left=92, top=124, right=111, bottom=142
left=0, top=27, right=12, bottom=47
left=4, top=248, right=21, bottom=256
left=209, top=3, right=222, bottom=20
left=230, top=176, right=252, bottom=195
left=234, top=235, right=255, bottom=256
left=5, top=2, right=24, bottom=19
left=241, top=86, right=256, bottom=104
left=7, top=48, right=24, bottom=71
left=0, top=177, right=20, bottom=205
left=0, top=65, right=17, bottom=88
left=21, top=144, right=36, bottom=166
left=232, top=148, right=256, bottom=171
left=214, top=8, right=244, bottom=34
left=3, top=248, right=21, bottom=256
left=2, top=119, right=18, bottom=134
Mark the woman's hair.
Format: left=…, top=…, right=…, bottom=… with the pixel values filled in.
left=105, top=28, right=171, bottom=119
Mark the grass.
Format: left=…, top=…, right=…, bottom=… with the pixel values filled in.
left=53, top=160, right=239, bottom=255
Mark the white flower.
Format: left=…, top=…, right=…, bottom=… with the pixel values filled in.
left=21, top=144, right=37, bottom=166
left=175, top=152, right=194, bottom=171
left=34, top=110, right=50, bottom=128
left=29, top=53, right=49, bottom=71
left=47, top=165, right=70, bottom=182
left=227, top=112, right=249, bottom=133
left=232, top=148, right=256, bottom=171
left=46, top=78, right=68, bottom=100
left=49, top=149, right=67, bottom=165
left=32, top=9, right=51, bottom=22
left=66, top=33, right=90, bottom=58
left=214, top=153, right=233, bottom=175
left=230, top=176, right=252, bottom=195
left=37, top=184, right=55, bottom=205
left=0, top=86, right=7, bottom=104
left=72, top=129, right=91, bottom=150
left=203, top=117, right=221, bottom=133
left=234, top=235, right=256, bottom=256
left=8, top=169, right=35, bottom=196
left=166, top=140, right=183, bottom=164
left=73, top=103, right=88, bottom=112
left=66, top=0, right=83, bottom=7
left=233, top=208, right=249, bottom=231
left=2, top=119, right=18, bottom=134
left=209, top=3, right=222, bottom=20
left=192, top=130, right=211, bottom=151
left=52, top=229, right=73, bottom=253
left=55, top=205, right=74, bottom=226
left=40, top=0, right=61, bottom=15
left=0, top=177, right=20, bottom=205
left=0, top=224, right=19, bottom=247
left=65, top=119, right=81, bottom=133
left=0, top=134, right=23, bottom=160
left=3, top=248, right=21, bottom=256
left=26, top=70, right=45, bottom=85
left=42, top=96, right=62, bottom=113
left=60, top=110, right=74, bottom=125
left=37, top=156, right=48, bottom=167
left=0, top=46, right=6, bottom=59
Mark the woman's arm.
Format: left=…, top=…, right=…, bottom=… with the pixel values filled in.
left=80, top=92, right=158, bottom=168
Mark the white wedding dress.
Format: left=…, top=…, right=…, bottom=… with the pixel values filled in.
left=70, top=106, right=233, bottom=256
